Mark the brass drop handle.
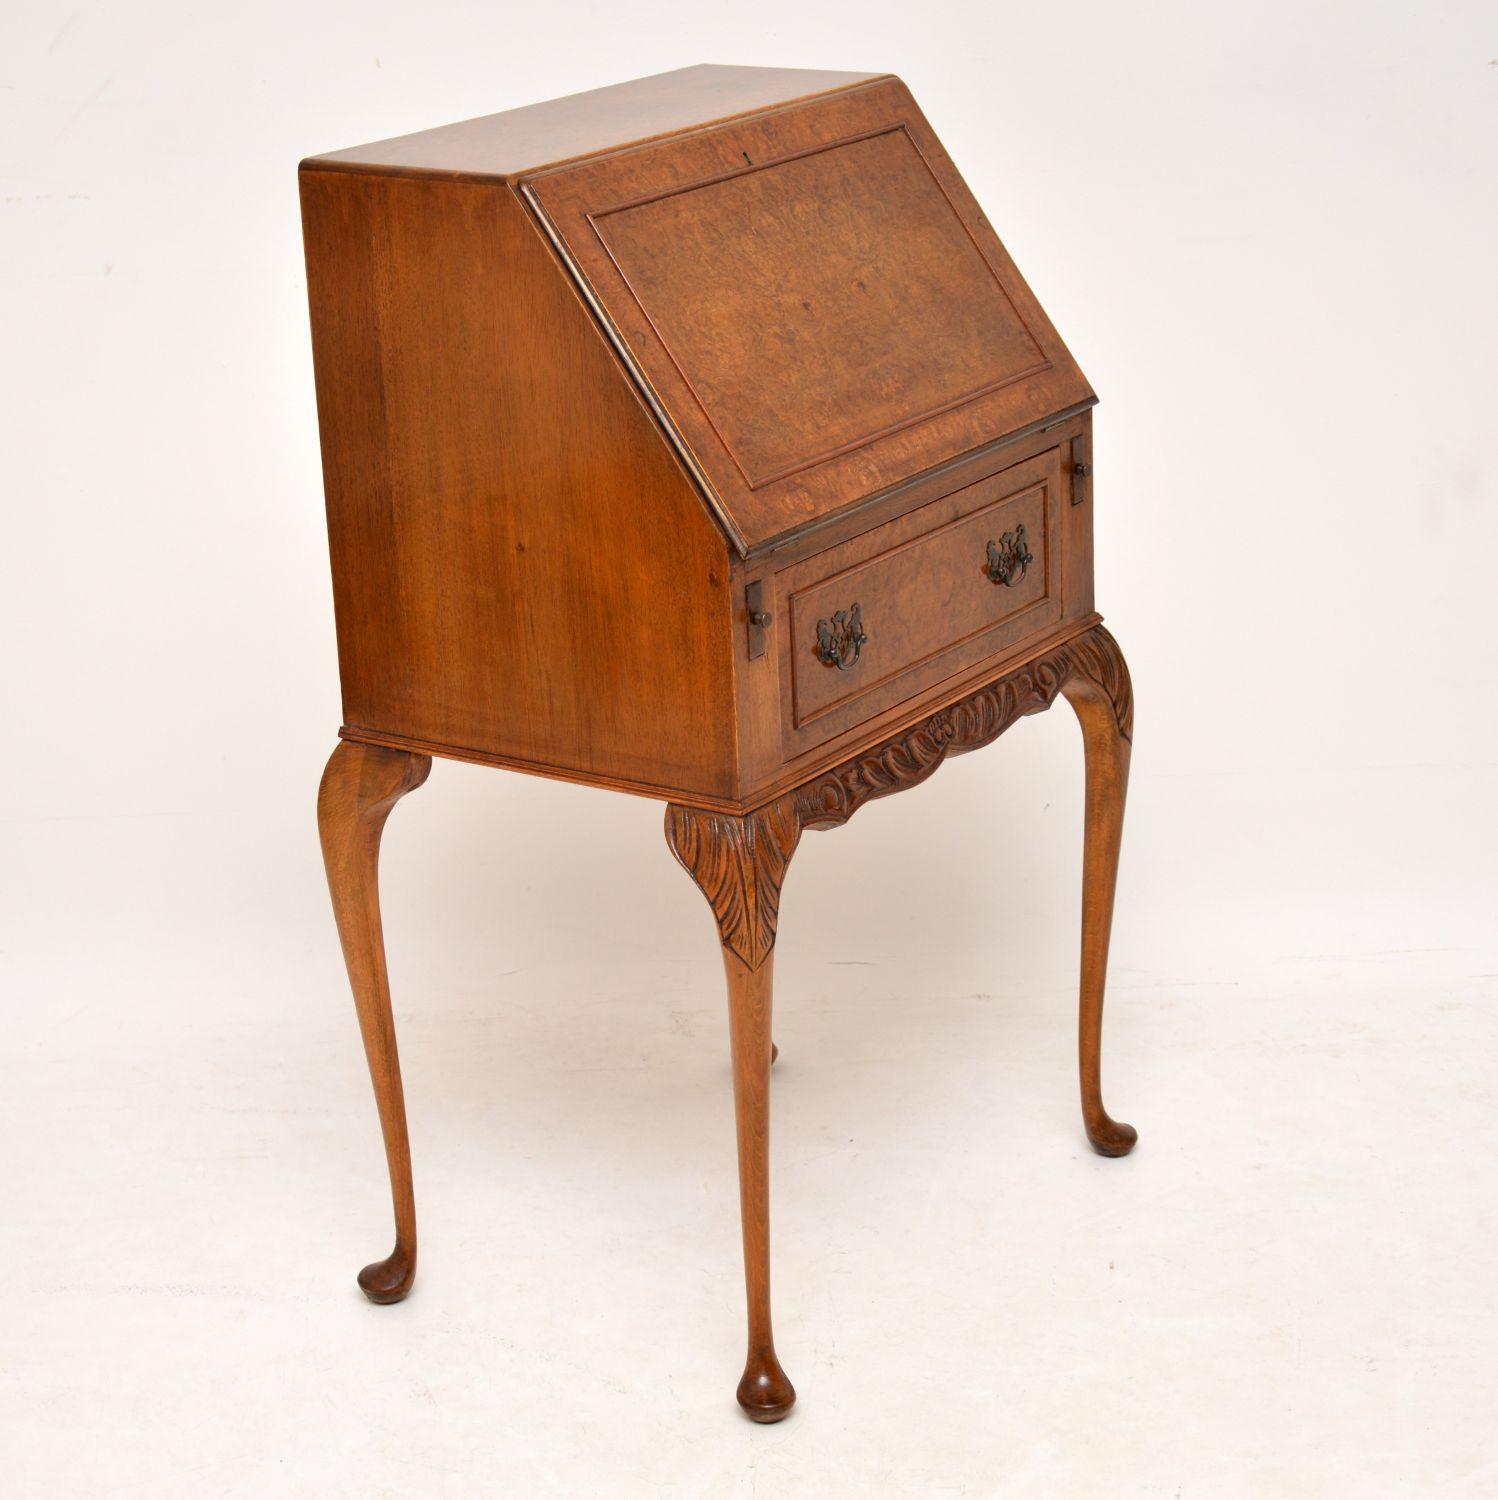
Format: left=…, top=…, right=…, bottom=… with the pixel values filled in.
left=984, top=524, right=1033, bottom=587
left=814, top=603, right=867, bottom=670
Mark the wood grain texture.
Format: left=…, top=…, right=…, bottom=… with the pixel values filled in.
left=300, top=168, right=739, bottom=800
left=303, top=67, right=1135, bottom=1420
left=590, top=127, right=1044, bottom=488
left=726, top=412, right=1096, bottom=807
left=780, top=446, right=1062, bottom=747
left=665, top=624, right=1135, bottom=1419
left=305, top=64, right=884, bottom=181
left=669, top=624, right=1130, bottom=966
left=664, top=797, right=802, bottom=971
left=1062, top=652, right=1138, bottom=1157
left=722, top=948, right=796, bottom=1422
left=526, top=76, right=1093, bottom=554
left=317, top=740, right=432, bottom=1303
left=795, top=621, right=1129, bottom=820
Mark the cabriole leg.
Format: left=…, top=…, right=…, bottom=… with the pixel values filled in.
left=317, top=739, right=432, bottom=1301
left=1062, top=649, right=1138, bottom=1158
left=666, top=799, right=800, bottom=1422
left=722, top=947, right=795, bottom=1420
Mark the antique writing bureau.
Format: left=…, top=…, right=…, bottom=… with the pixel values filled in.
left=301, top=64, right=1137, bottom=1423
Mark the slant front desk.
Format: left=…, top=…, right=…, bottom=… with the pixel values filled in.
left=301, top=64, right=1138, bottom=1422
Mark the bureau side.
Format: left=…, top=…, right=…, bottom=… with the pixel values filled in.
left=299, top=166, right=739, bottom=802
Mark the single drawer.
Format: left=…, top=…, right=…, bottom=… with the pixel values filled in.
left=777, top=446, right=1065, bottom=754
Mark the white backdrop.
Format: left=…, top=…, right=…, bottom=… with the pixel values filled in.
left=3, top=3, right=1496, bottom=1495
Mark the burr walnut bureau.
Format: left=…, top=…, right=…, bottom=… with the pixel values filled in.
left=301, top=63, right=1138, bottom=1423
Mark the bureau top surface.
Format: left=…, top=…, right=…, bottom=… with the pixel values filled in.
left=304, top=64, right=883, bottom=181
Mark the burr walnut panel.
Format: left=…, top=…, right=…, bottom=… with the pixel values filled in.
left=775, top=445, right=1066, bottom=756
left=592, top=127, right=1045, bottom=488
left=524, top=76, right=1093, bottom=554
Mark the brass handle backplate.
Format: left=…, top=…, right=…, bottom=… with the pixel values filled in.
left=985, top=524, right=1034, bottom=587
left=814, top=603, right=867, bottom=670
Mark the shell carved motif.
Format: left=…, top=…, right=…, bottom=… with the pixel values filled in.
left=666, top=625, right=1131, bottom=969
left=664, top=797, right=802, bottom=971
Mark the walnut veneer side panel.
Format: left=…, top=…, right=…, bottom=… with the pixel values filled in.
left=300, top=168, right=739, bottom=799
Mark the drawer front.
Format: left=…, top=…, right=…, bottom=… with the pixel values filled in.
left=778, top=446, right=1064, bottom=753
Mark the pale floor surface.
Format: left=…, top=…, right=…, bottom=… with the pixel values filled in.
left=2, top=796, right=1496, bottom=1498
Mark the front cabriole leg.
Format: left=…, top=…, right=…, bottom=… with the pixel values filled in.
left=1059, top=628, right=1138, bottom=1156
left=663, top=622, right=1137, bottom=1417
left=666, top=797, right=801, bottom=1423
left=790, top=622, right=1139, bottom=1156
left=318, top=739, right=432, bottom=1303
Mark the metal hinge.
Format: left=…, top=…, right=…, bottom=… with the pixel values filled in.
left=1070, top=435, right=1092, bottom=506
left=745, top=581, right=773, bottom=659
